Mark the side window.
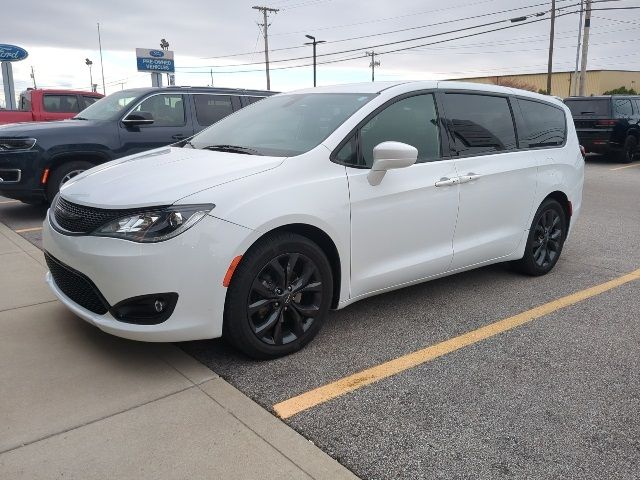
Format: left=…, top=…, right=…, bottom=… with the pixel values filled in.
left=193, top=94, right=234, bottom=126
left=634, top=99, right=640, bottom=114
left=134, top=94, right=185, bottom=127
left=444, top=93, right=517, bottom=155
left=358, top=94, right=441, bottom=167
left=335, top=135, right=357, bottom=166
left=517, top=99, right=566, bottom=148
left=43, top=95, right=80, bottom=113
left=613, top=99, right=632, bottom=117
left=242, top=96, right=263, bottom=106
left=82, top=96, right=100, bottom=109
left=20, top=94, right=31, bottom=111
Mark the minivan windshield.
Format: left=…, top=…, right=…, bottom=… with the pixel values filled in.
left=188, top=92, right=375, bottom=157
left=74, top=90, right=140, bottom=121
left=564, top=99, right=611, bottom=117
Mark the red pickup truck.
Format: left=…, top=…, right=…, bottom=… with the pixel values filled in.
left=0, top=89, right=104, bottom=125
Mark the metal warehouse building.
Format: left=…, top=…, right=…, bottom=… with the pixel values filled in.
left=449, top=70, right=640, bottom=97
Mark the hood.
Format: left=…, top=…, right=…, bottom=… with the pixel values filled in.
left=0, top=119, right=104, bottom=136
left=60, top=146, right=285, bottom=208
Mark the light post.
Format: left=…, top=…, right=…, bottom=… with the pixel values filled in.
left=304, top=34, right=325, bottom=87
left=85, top=58, right=94, bottom=92
left=160, top=38, right=171, bottom=85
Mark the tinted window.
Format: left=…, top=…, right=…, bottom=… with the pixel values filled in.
left=613, top=98, right=632, bottom=117
left=444, top=94, right=516, bottom=155
left=134, top=94, right=185, bottom=127
left=517, top=99, right=566, bottom=148
left=43, top=95, right=79, bottom=113
left=243, top=96, right=264, bottom=106
left=194, top=94, right=234, bottom=126
left=188, top=93, right=374, bottom=157
left=82, top=96, right=100, bottom=109
left=335, top=135, right=357, bottom=165
left=564, top=99, right=610, bottom=116
left=358, top=94, right=440, bottom=167
left=20, top=93, right=31, bottom=111
left=634, top=99, right=640, bottom=114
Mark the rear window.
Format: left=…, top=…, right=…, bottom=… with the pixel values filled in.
left=564, top=99, right=610, bottom=117
left=43, top=95, right=80, bottom=113
left=517, top=99, right=566, bottom=148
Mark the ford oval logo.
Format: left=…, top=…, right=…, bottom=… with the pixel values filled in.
left=0, top=44, right=28, bottom=62
left=149, top=50, right=164, bottom=58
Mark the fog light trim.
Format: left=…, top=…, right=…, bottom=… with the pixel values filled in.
left=110, top=293, right=178, bottom=325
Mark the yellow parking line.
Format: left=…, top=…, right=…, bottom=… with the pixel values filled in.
left=273, top=268, right=640, bottom=419
left=14, top=226, right=43, bottom=234
left=610, top=163, right=640, bottom=171
left=0, top=199, right=21, bottom=205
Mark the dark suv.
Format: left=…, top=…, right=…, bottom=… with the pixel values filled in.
left=564, top=95, right=640, bottom=163
left=0, top=86, right=274, bottom=203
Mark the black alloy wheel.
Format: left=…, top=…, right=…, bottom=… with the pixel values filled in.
left=618, top=136, right=637, bottom=164
left=531, top=209, right=562, bottom=269
left=248, top=253, right=322, bottom=346
left=223, top=232, right=333, bottom=359
left=514, top=198, right=567, bottom=276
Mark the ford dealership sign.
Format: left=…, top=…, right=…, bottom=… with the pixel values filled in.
left=135, top=48, right=175, bottom=73
left=0, top=44, right=28, bottom=62
left=149, top=50, right=164, bottom=58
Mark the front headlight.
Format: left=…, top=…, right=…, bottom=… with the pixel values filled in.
left=0, top=138, right=37, bottom=152
left=93, top=204, right=215, bottom=243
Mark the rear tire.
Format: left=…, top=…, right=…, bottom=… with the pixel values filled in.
left=223, top=232, right=333, bottom=359
left=616, top=136, right=637, bottom=164
left=46, top=161, right=94, bottom=202
left=514, top=199, right=567, bottom=276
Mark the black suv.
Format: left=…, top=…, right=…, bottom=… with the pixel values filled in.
left=564, top=95, right=640, bottom=163
left=0, top=86, right=274, bottom=203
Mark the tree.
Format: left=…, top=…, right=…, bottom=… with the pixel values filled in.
left=603, top=86, right=637, bottom=95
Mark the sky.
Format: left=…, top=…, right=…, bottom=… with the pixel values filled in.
left=1, top=0, right=639, bottom=106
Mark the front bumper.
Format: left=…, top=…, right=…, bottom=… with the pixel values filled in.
left=42, top=211, right=251, bottom=342
left=0, top=151, right=46, bottom=202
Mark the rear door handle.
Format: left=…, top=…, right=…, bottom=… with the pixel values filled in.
left=435, top=177, right=459, bottom=187
left=459, top=172, right=482, bottom=184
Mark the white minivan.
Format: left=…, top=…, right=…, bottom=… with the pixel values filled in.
left=43, top=81, right=584, bottom=358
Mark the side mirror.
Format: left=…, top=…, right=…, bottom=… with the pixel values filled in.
left=122, top=111, right=154, bottom=126
left=367, top=141, right=418, bottom=186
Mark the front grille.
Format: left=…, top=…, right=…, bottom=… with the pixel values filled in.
left=53, top=197, right=128, bottom=234
left=45, top=252, right=109, bottom=314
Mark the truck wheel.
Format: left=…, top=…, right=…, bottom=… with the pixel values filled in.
left=617, top=136, right=637, bottom=164
left=46, top=161, right=94, bottom=202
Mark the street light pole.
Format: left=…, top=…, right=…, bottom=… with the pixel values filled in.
left=97, top=22, right=106, bottom=95
left=304, top=34, right=326, bottom=87
left=85, top=58, right=93, bottom=92
left=546, top=0, right=556, bottom=95
left=160, top=38, right=171, bottom=85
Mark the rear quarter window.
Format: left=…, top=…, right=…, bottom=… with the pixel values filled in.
left=193, top=94, right=234, bottom=126
left=43, top=95, right=80, bottom=113
left=517, top=99, right=566, bottom=149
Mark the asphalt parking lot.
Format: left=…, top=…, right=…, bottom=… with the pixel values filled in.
left=2, top=157, right=639, bottom=479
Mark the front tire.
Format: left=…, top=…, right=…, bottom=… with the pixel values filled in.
left=514, top=199, right=567, bottom=276
left=223, top=232, right=333, bottom=359
left=46, top=161, right=94, bottom=202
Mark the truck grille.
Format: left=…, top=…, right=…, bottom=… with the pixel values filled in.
left=53, top=197, right=132, bottom=234
left=45, top=252, right=109, bottom=314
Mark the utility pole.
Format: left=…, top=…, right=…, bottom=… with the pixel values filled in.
left=304, top=34, right=326, bottom=87
left=97, top=22, right=106, bottom=94
left=253, top=5, right=279, bottom=90
left=546, top=0, right=556, bottom=95
left=578, top=0, right=592, bottom=96
left=572, top=0, right=584, bottom=96
left=30, top=66, right=37, bottom=89
left=210, top=68, right=214, bottom=86
left=366, top=51, right=380, bottom=82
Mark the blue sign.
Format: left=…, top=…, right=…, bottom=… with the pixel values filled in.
left=0, top=44, right=28, bottom=62
left=136, top=48, right=175, bottom=73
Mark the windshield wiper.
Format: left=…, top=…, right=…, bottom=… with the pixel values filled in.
left=200, top=144, right=262, bottom=156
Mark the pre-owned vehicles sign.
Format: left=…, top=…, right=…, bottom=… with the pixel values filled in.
left=135, top=48, right=175, bottom=73
left=0, top=44, right=28, bottom=62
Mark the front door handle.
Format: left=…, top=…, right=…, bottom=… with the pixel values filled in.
left=172, top=134, right=186, bottom=140
left=435, top=177, right=459, bottom=187
left=459, top=172, right=482, bottom=184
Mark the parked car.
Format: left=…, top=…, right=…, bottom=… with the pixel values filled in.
left=0, top=89, right=103, bottom=125
left=43, top=81, right=583, bottom=359
left=0, top=86, right=274, bottom=203
left=564, top=95, right=640, bottom=163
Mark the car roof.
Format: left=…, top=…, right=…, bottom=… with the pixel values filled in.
left=565, top=95, right=640, bottom=100
left=118, top=86, right=274, bottom=96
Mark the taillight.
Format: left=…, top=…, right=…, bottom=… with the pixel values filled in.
left=579, top=145, right=586, bottom=159
left=596, top=119, right=616, bottom=127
